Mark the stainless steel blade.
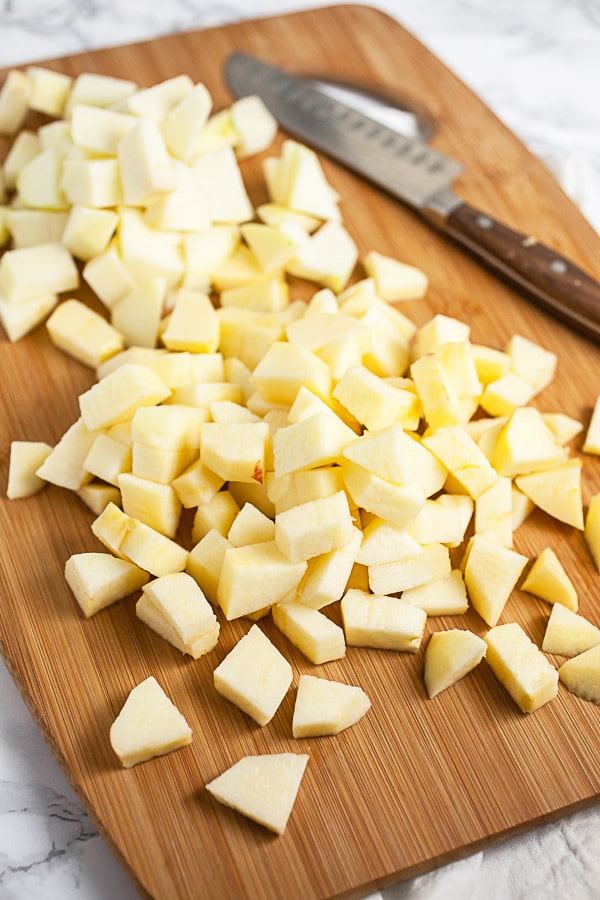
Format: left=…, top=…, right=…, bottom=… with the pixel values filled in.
left=225, top=52, right=463, bottom=210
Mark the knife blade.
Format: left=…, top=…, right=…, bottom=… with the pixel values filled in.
left=225, top=51, right=600, bottom=343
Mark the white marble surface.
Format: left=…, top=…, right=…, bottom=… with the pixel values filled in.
left=1, top=1, right=599, bottom=898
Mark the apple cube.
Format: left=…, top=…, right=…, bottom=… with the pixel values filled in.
left=26, top=66, right=72, bottom=116
left=412, top=313, right=470, bottom=358
left=192, top=491, right=240, bottom=543
left=6, top=208, right=68, bottom=247
left=274, top=490, right=355, bottom=564
left=542, top=603, right=600, bottom=657
left=424, top=629, right=487, bottom=698
left=82, top=242, right=136, bottom=309
left=109, top=676, right=192, bottom=768
left=253, top=341, right=331, bottom=406
left=342, top=424, right=447, bottom=498
left=0, top=69, right=32, bottom=134
left=341, top=459, right=425, bottom=530
left=363, top=249, right=428, bottom=301
left=491, top=406, right=565, bottom=478
left=297, top=525, right=362, bottom=609
left=505, top=333, right=557, bottom=394
left=172, top=459, right=224, bottom=508
left=205, top=752, right=309, bottom=835
left=217, top=540, right=307, bottom=620
left=273, top=412, right=355, bottom=478
left=407, top=494, right=473, bottom=548
left=186, top=528, right=231, bottom=606
left=341, top=588, right=427, bottom=652
left=71, top=104, right=138, bottom=155
left=78, top=363, right=171, bottom=431
left=138, top=572, right=219, bottom=658
left=356, top=519, right=423, bottom=567
left=182, top=226, right=240, bottom=291
left=200, top=421, right=269, bottom=484
left=542, top=412, right=583, bottom=446
left=286, top=220, right=358, bottom=292
left=3, top=130, right=41, bottom=190
left=228, top=502, right=275, bottom=547
left=272, top=601, right=346, bottom=664
left=213, top=623, right=292, bottom=725
left=65, top=72, right=137, bottom=115
left=402, top=569, right=469, bottom=616
left=368, top=542, right=452, bottom=596
left=266, top=139, right=340, bottom=221
left=585, top=493, right=600, bottom=572
left=0, top=242, right=79, bottom=304
left=132, top=443, right=196, bottom=485
left=582, top=396, right=600, bottom=455
left=46, top=298, right=124, bottom=368
left=333, top=364, right=418, bottom=432
left=521, top=547, right=578, bottom=611
left=83, top=432, right=132, bottom=486
left=558, top=645, right=600, bottom=705
left=422, top=426, right=498, bottom=499
left=118, top=472, right=182, bottom=538
left=410, top=354, right=465, bottom=431
left=463, top=535, right=527, bottom=626
left=0, top=294, right=58, bottom=343
left=7, top=440, right=52, bottom=498
left=17, top=146, right=68, bottom=214
left=35, top=417, right=96, bottom=491
left=161, top=289, right=219, bottom=353
left=64, top=551, right=149, bottom=617
left=161, top=82, right=212, bottom=161
left=76, top=482, right=121, bottom=516
left=118, top=516, right=189, bottom=577
left=131, top=403, right=205, bottom=453
left=479, top=372, right=535, bottom=417
left=292, top=674, right=370, bottom=738
left=515, top=459, right=584, bottom=530
left=484, top=622, right=558, bottom=712
left=192, top=145, right=254, bottom=224
left=474, top=476, right=513, bottom=547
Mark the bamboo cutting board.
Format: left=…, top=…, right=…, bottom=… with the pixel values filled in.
left=1, top=5, right=600, bottom=898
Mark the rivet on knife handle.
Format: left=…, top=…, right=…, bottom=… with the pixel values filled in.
left=425, top=199, right=600, bottom=342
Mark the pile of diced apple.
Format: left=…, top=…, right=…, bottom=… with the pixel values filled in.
left=2, top=64, right=600, bottom=835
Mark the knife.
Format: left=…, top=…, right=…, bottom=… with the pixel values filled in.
left=224, top=51, right=600, bottom=343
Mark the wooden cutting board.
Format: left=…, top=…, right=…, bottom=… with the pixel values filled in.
left=1, top=5, right=600, bottom=898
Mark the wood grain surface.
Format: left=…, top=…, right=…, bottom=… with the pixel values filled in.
left=1, top=5, right=600, bottom=899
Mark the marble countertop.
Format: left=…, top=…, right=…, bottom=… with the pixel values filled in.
left=0, top=1, right=599, bottom=898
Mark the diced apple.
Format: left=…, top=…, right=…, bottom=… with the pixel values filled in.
left=229, top=94, right=277, bottom=159
left=286, top=220, right=358, bottom=292
left=407, top=494, right=473, bottom=548
left=0, top=291, right=58, bottom=341
left=520, top=547, right=578, bottom=611
left=491, top=406, right=565, bottom=478
left=0, top=69, right=32, bottom=134
left=479, top=372, right=535, bottom=417
left=363, top=250, right=428, bottom=301
left=298, top=525, right=362, bottom=609
left=228, top=502, right=275, bottom=547
left=138, top=571, right=219, bottom=657
left=171, top=458, right=225, bottom=508
left=515, top=459, right=584, bottom=530
left=192, top=490, right=240, bottom=543
left=274, top=490, right=354, bottom=564
left=558, top=645, right=600, bottom=704
left=505, top=333, right=557, bottom=394
left=82, top=242, right=136, bottom=309
left=61, top=205, right=119, bottom=261
left=474, top=476, right=513, bottom=547
left=161, top=82, right=212, bottom=162
left=341, top=588, right=427, bottom=652
left=46, top=298, right=124, bottom=368
left=292, top=674, right=370, bottom=738
left=368, top=542, right=452, bottom=596
left=200, top=421, right=269, bottom=484
left=402, top=569, right=469, bottom=616
left=484, top=621, right=558, bottom=712
left=35, top=417, right=96, bottom=491
left=84, top=432, right=132, bottom=486
left=78, top=363, right=171, bottom=431
left=70, top=104, right=138, bottom=155
left=463, top=535, right=528, bottom=627
left=26, top=66, right=72, bottom=116
left=6, top=440, right=52, bottom=498
left=273, top=412, right=355, bottom=478
left=542, top=603, right=600, bottom=657
left=76, top=482, right=121, bottom=516
left=161, top=289, right=219, bottom=353
left=109, top=676, right=192, bottom=768
left=272, top=601, right=346, bottom=664
left=412, top=313, right=470, bottom=358
left=0, top=242, right=79, bottom=304
left=186, top=528, right=231, bottom=606
left=192, top=145, right=253, bottom=224
left=64, top=551, right=149, bottom=617
left=217, top=540, right=307, bottom=620
left=118, top=472, right=181, bottom=538
left=424, top=629, right=487, bottom=698
left=64, top=72, right=137, bottom=116
left=585, top=493, right=600, bottom=572
left=6, top=208, right=69, bottom=247
left=205, top=752, right=308, bottom=835
left=213, top=623, right=292, bottom=725
left=582, top=396, right=600, bottom=455
left=422, top=426, right=498, bottom=500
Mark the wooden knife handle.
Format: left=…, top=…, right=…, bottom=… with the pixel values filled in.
left=444, top=201, right=600, bottom=342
